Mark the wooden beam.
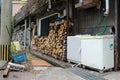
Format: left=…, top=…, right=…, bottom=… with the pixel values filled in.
left=114, top=0, right=119, bottom=71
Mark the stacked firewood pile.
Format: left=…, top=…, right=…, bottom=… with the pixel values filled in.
left=35, top=20, right=67, bottom=60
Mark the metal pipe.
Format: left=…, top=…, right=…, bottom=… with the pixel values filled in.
left=104, top=0, right=109, bottom=16
left=24, top=19, right=27, bottom=49
left=40, top=13, right=58, bottom=20
left=29, top=17, right=31, bottom=50
left=48, top=0, right=51, bottom=9
left=79, top=0, right=83, bottom=3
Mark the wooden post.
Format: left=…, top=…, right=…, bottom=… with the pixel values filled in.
left=114, top=0, right=119, bottom=71
left=62, top=0, right=69, bottom=61
left=69, top=0, right=75, bottom=35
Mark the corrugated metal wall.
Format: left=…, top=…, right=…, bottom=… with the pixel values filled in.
left=75, top=0, right=115, bottom=35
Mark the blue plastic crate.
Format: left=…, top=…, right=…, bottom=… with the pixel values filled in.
left=13, top=53, right=27, bottom=63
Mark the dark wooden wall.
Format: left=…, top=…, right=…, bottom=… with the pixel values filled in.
left=75, top=0, right=115, bottom=35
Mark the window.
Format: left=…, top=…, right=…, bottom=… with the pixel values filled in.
left=38, top=13, right=58, bottom=37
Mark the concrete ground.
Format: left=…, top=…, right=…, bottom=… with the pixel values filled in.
left=0, top=67, right=85, bottom=80
left=73, top=67, right=120, bottom=80
left=0, top=67, right=120, bottom=80
left=0, top=53, right=85, bottom=80
left=0, top=53, right=120, bottom=80
left=102, top=72, right=120, bottom=80
left=77, top=68, right=120, bottom=80
left=103, top=72, right=120, bottom=80
left=35, top=67, right=85, bottom=80
left=78, top=67, right=120, bottom=80
left=0, top=71, right=36, bottom=80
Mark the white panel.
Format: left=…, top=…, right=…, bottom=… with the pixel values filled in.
left=38, top=19, right=41, bottom=36
left=103, top=38, right=114, bottom=69
left=67, top=36, right=81, bottom=63
left=36, top=18, right=39, bottom=36
left=81, top=39, right=103, bottom=69
left=81, top=35, right=114, bottom=70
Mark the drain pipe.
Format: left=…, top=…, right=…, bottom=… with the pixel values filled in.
left=48, top=0, right=51, bottom=9
left=24, top=19, right=27, bottom=49
left=104, top=0, right=109, bottom=16
left=79, top=0, right=83, bottom=4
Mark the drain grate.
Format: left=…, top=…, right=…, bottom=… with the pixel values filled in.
left=67, top=67, right=107, bottom=80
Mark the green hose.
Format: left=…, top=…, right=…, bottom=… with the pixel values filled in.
left=97, top=17, right=107, bottom=35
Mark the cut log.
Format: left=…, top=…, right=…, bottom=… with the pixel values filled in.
left=35, top=20, right=67, bottom=60
left=3, top=59, right=12, bottom=78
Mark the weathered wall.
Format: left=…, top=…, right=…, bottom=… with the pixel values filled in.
left=0, top=0, right=12, bottom=44
left=12, top=1, right=27, bottom=16
left=75, top=0, right=115, bottom=35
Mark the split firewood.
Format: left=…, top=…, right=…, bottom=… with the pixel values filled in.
left=35, top=20, right=67, bottom=60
